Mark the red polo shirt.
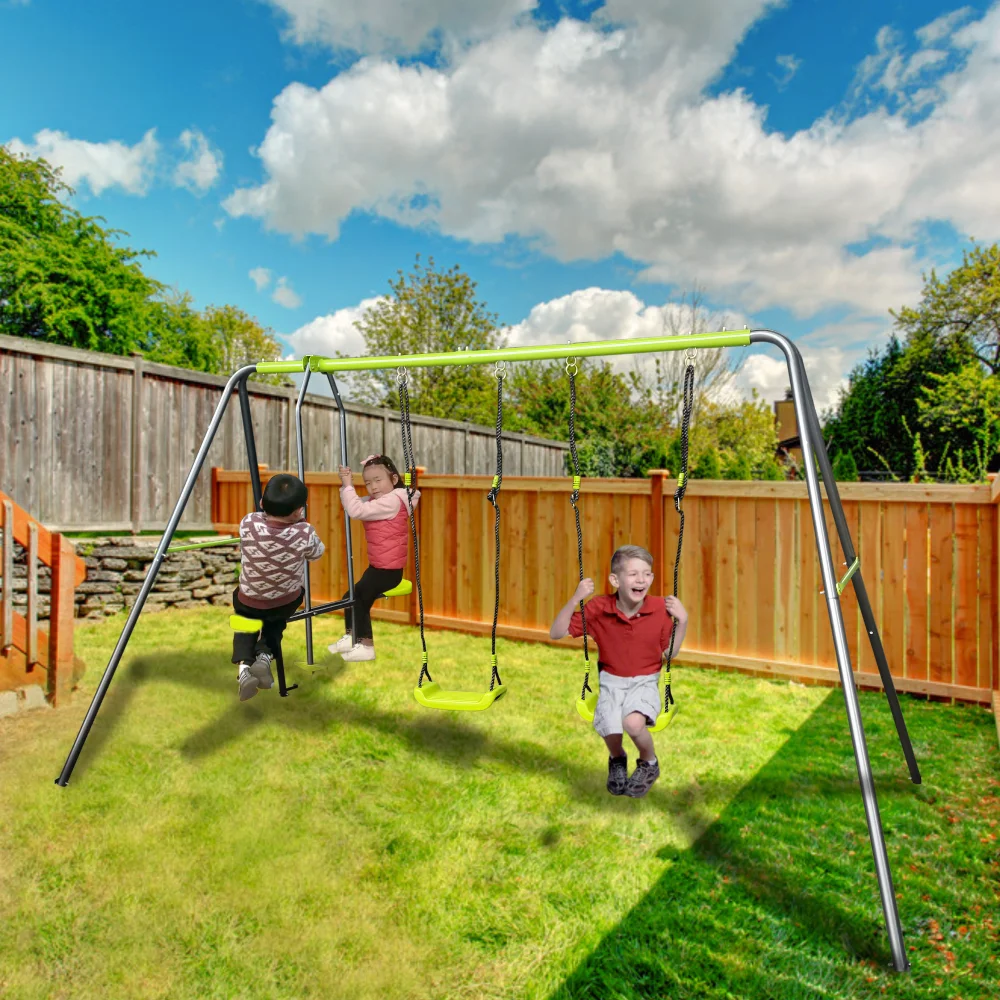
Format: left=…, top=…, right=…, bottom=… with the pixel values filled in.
left=568, top=594, right=673, bottom=677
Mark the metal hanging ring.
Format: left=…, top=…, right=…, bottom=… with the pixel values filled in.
left=494, top=360, right=507, bottom=380
left=686, top=349, right=697, bottom=363
left=565, top=358, right=578, bottom=376
left=396, top=366, right=408, bottom=385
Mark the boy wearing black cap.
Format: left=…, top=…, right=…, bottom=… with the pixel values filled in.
left=232, top=473, right=325, bottom=701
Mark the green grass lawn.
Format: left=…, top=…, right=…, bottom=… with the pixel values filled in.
left=1, top=607, right=997, bottom=1000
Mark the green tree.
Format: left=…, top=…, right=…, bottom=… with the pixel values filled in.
left=202, top=304, right=290, bottom=386
left=758, top=454, right=785, bottom=481
left=349, top=256, right=505, bottom=424
left=0, top=145, right=163, bottom=353
left=142, top=291, right=221, bottom=372
left=892, top=242, right=1000, bottom=374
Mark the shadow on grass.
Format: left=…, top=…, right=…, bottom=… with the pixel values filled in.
left=545, top=693, right=942, bottom=1000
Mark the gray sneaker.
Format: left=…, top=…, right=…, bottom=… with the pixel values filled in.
left=607, top=755, right=629, bottom=795
left=625, top=759, right=660, bottom=798
left=238, top=664, right=259, bottom=702
left=249, top=651, right=274, bottom=689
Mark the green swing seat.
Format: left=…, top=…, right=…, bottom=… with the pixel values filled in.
left=575, top=674, right=679, bottom=732
left=413, top=681, right=507, bottom=712
left=379, top=579, right=412, bottom=600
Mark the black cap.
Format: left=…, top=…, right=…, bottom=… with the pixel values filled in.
left=261, top=474, right=307, bottom=516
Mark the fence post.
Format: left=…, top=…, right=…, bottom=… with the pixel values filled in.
left=409, top=467, right=426, bottom=626
left=130, top=353, right=144, bottom=534
left=993, top=474, right=1000, bottom=694
left=647, top=469, right=669, bottom=597
left=49, top=533, right=77, bottom=707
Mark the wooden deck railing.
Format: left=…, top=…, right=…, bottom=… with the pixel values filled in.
left=212, top=469, right=1000, bottom=705
left=0, top=491, right=88, bottom=706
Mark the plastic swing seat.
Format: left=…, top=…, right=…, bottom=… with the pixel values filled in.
left=413, top=681, right=508, bottom=712
left=575, top=675, right=679, bottom=732
left=378, top=579, right=413, bottom=600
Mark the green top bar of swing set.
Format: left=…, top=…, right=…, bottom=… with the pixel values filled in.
left=253, top=330, right=752, bottom=374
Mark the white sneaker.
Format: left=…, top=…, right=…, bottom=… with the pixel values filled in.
left=341, top=644, right=376, bottom=662
left=238, top=664, right=259, bottom=701
left=328, top=634, right=354, bottom=654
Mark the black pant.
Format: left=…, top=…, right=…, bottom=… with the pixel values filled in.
left=343, top=566, right=404, bottom=640
left=231, top=588, right=304, bottom=664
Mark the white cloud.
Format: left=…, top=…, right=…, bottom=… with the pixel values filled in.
left=173, top=128, right=223, bottom=193
left=772, top=53, right=801, bottom=89
left=285, top=298, right=380, bottom=359
left=265, top=0, right=537, bottom=56
left=272, top=276, right=302, bottom=308
left=225, top=3, right=1000, bottom=319
left=6, top=128, right=159, bottom=196
left=249, top=266, right=273, bottom=291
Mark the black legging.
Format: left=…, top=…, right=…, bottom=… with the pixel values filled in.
left=343, top=566, right=404, bottom=640
left=231, top=588, right=304, bottom=664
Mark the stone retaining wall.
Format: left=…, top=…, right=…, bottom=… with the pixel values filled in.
left=0, top=537, right=241, bottom=621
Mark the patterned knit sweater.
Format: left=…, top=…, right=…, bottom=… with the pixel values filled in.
left=237, top=511, right=326, bottom=609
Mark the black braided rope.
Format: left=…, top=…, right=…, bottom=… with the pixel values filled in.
left=398, top=377, right=430, bottom=686
left=487, top=370, right=504, bottom=690
left=567, top=365, right=592, bottom=701
left=662, top=362, right=695, bottom=711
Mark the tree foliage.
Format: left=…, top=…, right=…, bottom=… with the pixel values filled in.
left=348, top=256, right=505, bottom=423
left=0, top=145, right=163, bottom=353
left=824, top=241, right=1000, bottom=482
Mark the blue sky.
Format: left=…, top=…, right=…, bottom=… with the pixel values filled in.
left=3, top=0, right=999, bottom=409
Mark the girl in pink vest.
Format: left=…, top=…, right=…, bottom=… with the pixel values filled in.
left=329, top=454, right=420, bottom=661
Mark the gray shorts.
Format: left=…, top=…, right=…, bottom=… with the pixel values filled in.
left=592, top=670, right=662, bottom=738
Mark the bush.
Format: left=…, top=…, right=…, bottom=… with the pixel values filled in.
left=757, top=455, right=785, bottom=481
left=722, top=452, right=754, bottom=480
left=831, top=450, right=859, bottom=482
left=692, top=446, right=722, bottom=480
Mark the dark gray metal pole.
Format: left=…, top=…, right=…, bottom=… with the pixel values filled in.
left=294, top=367, right=314, bottom=664
left=56, top=365, right=258, bottom=787
left=237, top=375, right=262, bottom=511
left=326, top=374, right=356, bottom=612
left=787, top=342, right=921, bottom=785
left=751, top=331, right=909, bottom=972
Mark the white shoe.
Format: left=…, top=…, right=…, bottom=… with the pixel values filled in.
left=341, top=644, right=376, bottom=662
left=328, top=634, right=354, bottom=654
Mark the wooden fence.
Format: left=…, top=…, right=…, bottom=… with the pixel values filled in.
left=213, top=470, right=1000, bottom=706
left=0, top=334, right=569, bottom=532
left=0, top=491, right=87, bottom=705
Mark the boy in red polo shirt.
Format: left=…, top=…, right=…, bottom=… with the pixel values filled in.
left=550, top=544, right=688, bottom=798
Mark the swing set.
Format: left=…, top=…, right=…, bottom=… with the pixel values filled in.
left=54, top=329, right=921, bottom=973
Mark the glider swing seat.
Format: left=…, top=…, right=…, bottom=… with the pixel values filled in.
left=567, top=355, right=694, bottom=733
left=56, top=331, right=925, bottom=975
left=401, top=362, right=508, bottom=713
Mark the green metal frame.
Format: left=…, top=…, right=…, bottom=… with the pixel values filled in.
left=254, top=330, right=752, bottom=374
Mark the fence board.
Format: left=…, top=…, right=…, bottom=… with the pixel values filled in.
left=929, top=505, right=955, bottom=688
left=904, top=503, right=929, bottom=683
left=881, top=503, right=906, bottom=679
left=954, top=505, right=979, bottom=690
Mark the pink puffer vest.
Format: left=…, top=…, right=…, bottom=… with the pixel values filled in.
left=364, top=488, right=411, bottom=569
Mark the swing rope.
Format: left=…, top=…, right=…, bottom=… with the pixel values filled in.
left=487, top=362, right=506, bottom=691
left=566, top=359, right=592, bottom=702
left=397, top=369, right=430, bottom=687
left=662, top=357, right=696, bottom=712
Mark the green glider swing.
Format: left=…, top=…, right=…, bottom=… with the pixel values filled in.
left=400, top=363, right=508, bottom=712
left=568, top=355, right=695, bottom=732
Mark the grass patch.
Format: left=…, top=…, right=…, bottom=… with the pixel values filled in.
left=0, top=607, right=996, bottom=999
